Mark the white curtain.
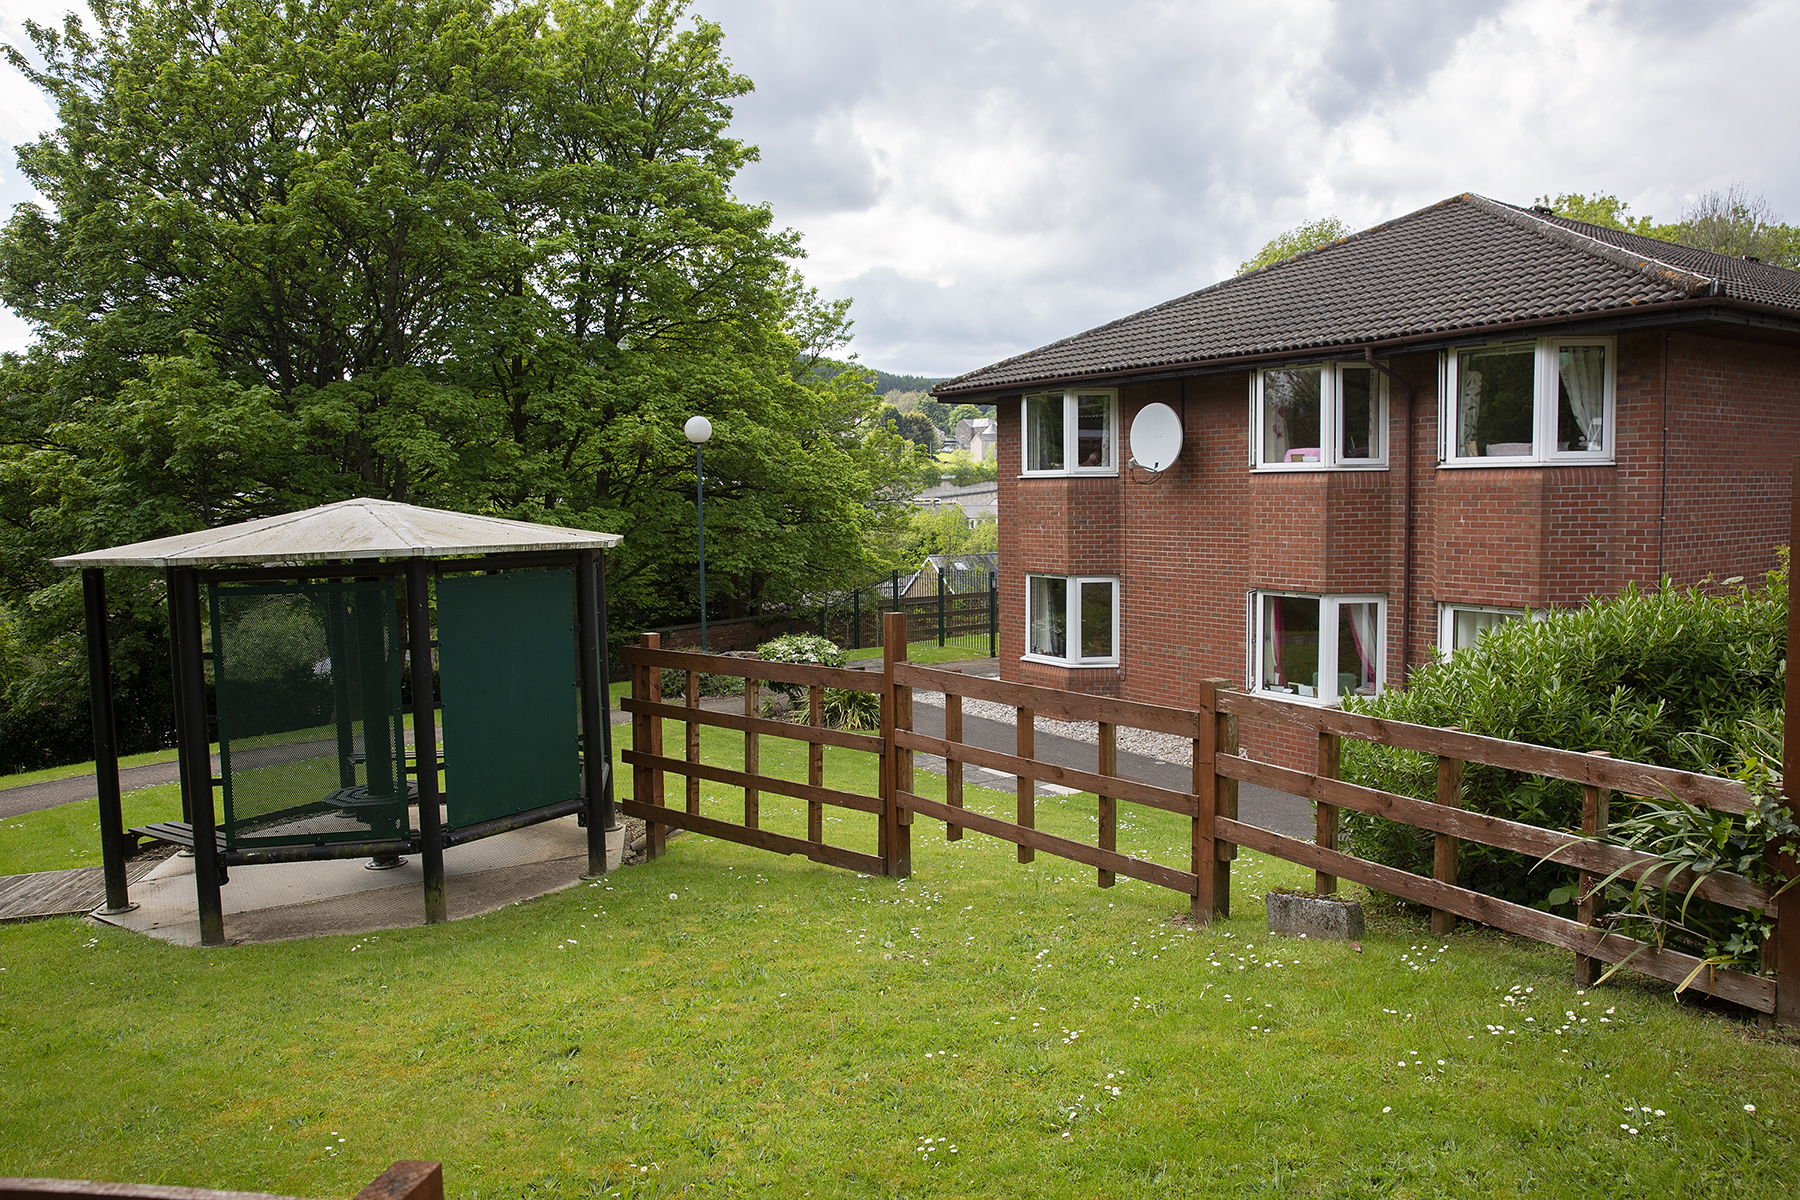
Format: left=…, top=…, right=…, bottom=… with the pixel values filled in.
left=1343, top=602, right=1378, bottom=690
left=1457, top=370, right=1484, bottom=455
left=1559, top=345, right=1606, bottom=449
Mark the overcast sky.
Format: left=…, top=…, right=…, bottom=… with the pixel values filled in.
left=1, top=0, right=1795, bottom=377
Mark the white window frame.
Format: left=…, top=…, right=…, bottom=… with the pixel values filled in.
left=1021, top=389, right=1119, bottom=477
left=1440, top=335, right=1616, bottom=466
left=1437, top=603, right=1548, bottom=656
left=1248, top=591, right=1386, bottom=705
left=1249, top=361, right=1388, bottom=471
left=1023, top=574, right=1120, bottom=666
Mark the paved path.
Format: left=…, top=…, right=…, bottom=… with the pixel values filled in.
left=1, top=738, right=357, bottom=820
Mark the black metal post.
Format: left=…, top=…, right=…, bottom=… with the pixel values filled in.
left=325, top=588, right=356, bottom=788
left=406, top=559, right=447, bottom=923
left=575, top=549, right=613, bottom=877
left=852, top=587, right=861, bottom=650
left=695, top=443, right=708, bottom=653
left=165, top=576, right=191, bottom=824
left=938, top=571, right=947, bottom=648
left=170, top=566, right=225, bottom=946
left=82, top=569, right=133, bottom=913
left=989, top=571, right=998, bottom=658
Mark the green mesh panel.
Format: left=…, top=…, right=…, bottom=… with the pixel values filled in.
left=436, top=570, right=580, bottom=828
left=209, top=581, right=409, bottom=846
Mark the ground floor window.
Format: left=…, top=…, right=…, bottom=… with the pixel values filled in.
left=1252, top=592, right=1384, bottom=703
left=1438, top=604, right=1528, bottom=655
left=1025, top=575, right=1118, bottom=665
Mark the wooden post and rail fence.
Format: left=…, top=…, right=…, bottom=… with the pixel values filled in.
left=0, top=1162, right=442, bottom=1200
left=619, top=611, right=1799, bottom=1024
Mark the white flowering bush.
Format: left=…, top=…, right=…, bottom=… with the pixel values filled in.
left=756, top=634, right=881, bottom=730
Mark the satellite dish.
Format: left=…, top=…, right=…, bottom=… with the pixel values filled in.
left=1128, top=403, right=1183, bottom=472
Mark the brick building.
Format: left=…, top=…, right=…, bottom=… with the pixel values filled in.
left=932, top=193, right=1800, bottom=758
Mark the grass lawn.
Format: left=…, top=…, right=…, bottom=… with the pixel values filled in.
left=844, top=643, right=992, bottom=665
left=1, top=728, right=1796, bottom=1197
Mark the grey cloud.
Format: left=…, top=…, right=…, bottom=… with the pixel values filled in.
left=1304, top=0, right=1509, bottom=122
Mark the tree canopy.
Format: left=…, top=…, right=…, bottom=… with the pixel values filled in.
left=0, top=0, right=918, bottom=767
left=1236, top=215, right=1351, bottom=275
left=1538, top=185, right=1800, bottom=268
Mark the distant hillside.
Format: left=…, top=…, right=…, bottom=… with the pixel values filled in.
left=871, top=369, right=948, bottom=393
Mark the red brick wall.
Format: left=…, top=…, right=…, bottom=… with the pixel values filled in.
left=996, top=331, right=1800, bottom=771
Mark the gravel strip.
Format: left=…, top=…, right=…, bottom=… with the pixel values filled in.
left=910, top=690, right=1194, bottom=767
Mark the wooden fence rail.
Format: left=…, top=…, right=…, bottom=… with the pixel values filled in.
left=621, top=617, right=1798, bottom=1023
left=0, top=1163, right=441, bottom=1200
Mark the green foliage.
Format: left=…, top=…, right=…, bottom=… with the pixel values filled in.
left=1536, top=192, right=1658, bottom=235
left=1341, top=565, right=1789, bottom=965
left=754, top=632, right=879, bottom=729
left=1237, top=216, right=1351, bottom=275
left=0, top=0, right=917, bottom=765
left=939, top=448, right=997, bottom=485
left=658, top=667, right=745, bottom=698
left=1540, top=184, right=1800, bottom=268
left=867, top=369, right=946, bottom=394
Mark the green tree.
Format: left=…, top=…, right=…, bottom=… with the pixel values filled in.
left=1535, top=192, right=1657, bottom=234
left=1540, top=185, right=1800, bottom=268
left=0, top=0, right=914, bottom=764
left=1237, top=216, right=1351, bottom=275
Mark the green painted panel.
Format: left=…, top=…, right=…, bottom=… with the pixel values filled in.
left=437, top=570, right=580, bottom=828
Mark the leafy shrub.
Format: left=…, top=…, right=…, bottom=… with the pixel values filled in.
left=1340, top=564, right=1791, bottom=968
left=755, top=634, right=881, bottom=730
left=658, top=667, right=744, bottom=698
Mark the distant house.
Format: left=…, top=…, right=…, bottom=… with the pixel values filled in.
left=932, top=193, right=1800, bottom=761
left=956, top=417, right=998, bottom=460
left=896, top=552, right=1001, bottom=598
left=911, top=479, right=998, bottom=522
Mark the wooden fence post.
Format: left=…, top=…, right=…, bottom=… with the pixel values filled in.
left=684, top=668, right=701, bottom=815
left=1196, top=678, right=1236, bottom=919
left=1097, top=722, right=1117, bottom=888
left=881, top=611, right=912, bottom=878
left=1573, top=750, right=1612, bottom=984
left=1776, top=455, right=1800, bottom=1026
left=1215, top=694, right=1239, bottom=918
left=743, top=675, right=760, bottom=829
left=945, top=692, right=965, bottom=842
left=635, top=632, right=666, bottom=858
left=1432, top=748, right=1465, bottom=936
left=807, top=684, right=825, bottom=844
left=1193, top=680, right=1217, bottom=923
left=1316, top=731, right=1341, bottom=894
left=1016, top=705, right=1035, bottom=864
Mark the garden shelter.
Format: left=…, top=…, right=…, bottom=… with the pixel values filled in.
left=52, top=499, right=622, bottom=946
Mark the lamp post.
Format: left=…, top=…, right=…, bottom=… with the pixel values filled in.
left=685, top=415, right=713, bottom=651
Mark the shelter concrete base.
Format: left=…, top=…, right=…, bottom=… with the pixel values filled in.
left=91, top=815, right=598, bottom=947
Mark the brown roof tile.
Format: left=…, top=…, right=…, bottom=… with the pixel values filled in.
left=936, top=193, right=1800, bottom=395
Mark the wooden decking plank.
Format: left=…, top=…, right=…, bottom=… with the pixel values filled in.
left=0, top=858, right=165, bottom=922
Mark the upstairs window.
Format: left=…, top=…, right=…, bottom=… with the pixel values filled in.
left=1252, top=362, right=1386, bottom=469
left=1443, top=337, right=1614, bottom=464
left=1025, top=575, right=1118, bottom=665
left=1023, top=390, right=1117, bottom=475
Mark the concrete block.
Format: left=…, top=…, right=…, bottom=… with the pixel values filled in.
left=1265, top=890, right=1364, bottom=940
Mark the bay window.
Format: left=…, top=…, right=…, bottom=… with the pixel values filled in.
left=1026, top=575, right=1118, bottom=665
left=1252, top=592, right=1384, bottom=703
left=1252, top=361, right=1386, bottom=469
left=1024, top=390, right=1117, bottom=475
left=1442, top=336, right=1614, bottom=463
